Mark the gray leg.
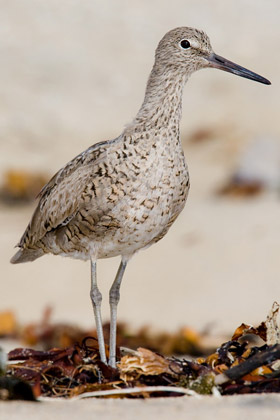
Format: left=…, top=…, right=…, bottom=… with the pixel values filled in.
left=109, top=259, right=128, bottom=368
left=90, top=259, right=107, bottom=364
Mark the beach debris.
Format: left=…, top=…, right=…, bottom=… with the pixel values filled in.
left=2, top=303, right=280, bottom=399
left=187, top=127, right=217, bottom=144
left=217, top=136, right=280, bottom=197
left=0, top=169, right=48, bottom=204
left=0, top=311, right=17, bottom=337
left=217, top=178, right=264, bottom=197
left=0, top=376, right=36, bottom=401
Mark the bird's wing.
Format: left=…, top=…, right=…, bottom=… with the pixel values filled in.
left=18, top=138, right=119, bottom=248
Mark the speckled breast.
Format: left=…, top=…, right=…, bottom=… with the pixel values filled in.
left=94, top=145, right=190, bottom=259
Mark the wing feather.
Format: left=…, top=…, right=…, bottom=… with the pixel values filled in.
left=18, top=138, right=119, bottom=248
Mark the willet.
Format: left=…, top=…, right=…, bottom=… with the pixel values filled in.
left=11, top=27, right=270, bottom=368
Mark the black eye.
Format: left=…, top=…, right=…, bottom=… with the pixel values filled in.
left=180, top=39, right=191, bottom=49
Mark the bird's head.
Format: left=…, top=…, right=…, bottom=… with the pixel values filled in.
left=155, top=27, right=271, bottom=85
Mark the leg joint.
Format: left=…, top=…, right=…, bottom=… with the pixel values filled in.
left=90, top=286, right=102, bottom=306
left=109, top=286, right=120, bottom=306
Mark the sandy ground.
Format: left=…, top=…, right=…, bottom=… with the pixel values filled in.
left=1, top=0, right=280, bottom=417
left=2, top=394, right=280, bottom=420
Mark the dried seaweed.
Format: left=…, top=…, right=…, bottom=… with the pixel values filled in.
left=217, top=177, right=264, bottom=197
left=2, top=303, right=280, bottom=400
left=0, top=169, right=49, bottom=204
left=0, top=376, right=36, bottom=401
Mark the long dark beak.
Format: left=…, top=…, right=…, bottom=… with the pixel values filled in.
left=207, top=53, right=271, bottom=85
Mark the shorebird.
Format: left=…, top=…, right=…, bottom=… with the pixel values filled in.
left=11, top=27, right=270, bottom=368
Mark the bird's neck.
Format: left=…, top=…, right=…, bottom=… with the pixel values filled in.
left=131, top=62, right=188, bottom=131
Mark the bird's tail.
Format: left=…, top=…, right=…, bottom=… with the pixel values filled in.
left=10, top=248, right=44, bottom=264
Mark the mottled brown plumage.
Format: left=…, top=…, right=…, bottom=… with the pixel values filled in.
left=11, top=27, right=270, bottom=367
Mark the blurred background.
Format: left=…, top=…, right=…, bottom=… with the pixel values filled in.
left=0, top=0, right=279, bottom=337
